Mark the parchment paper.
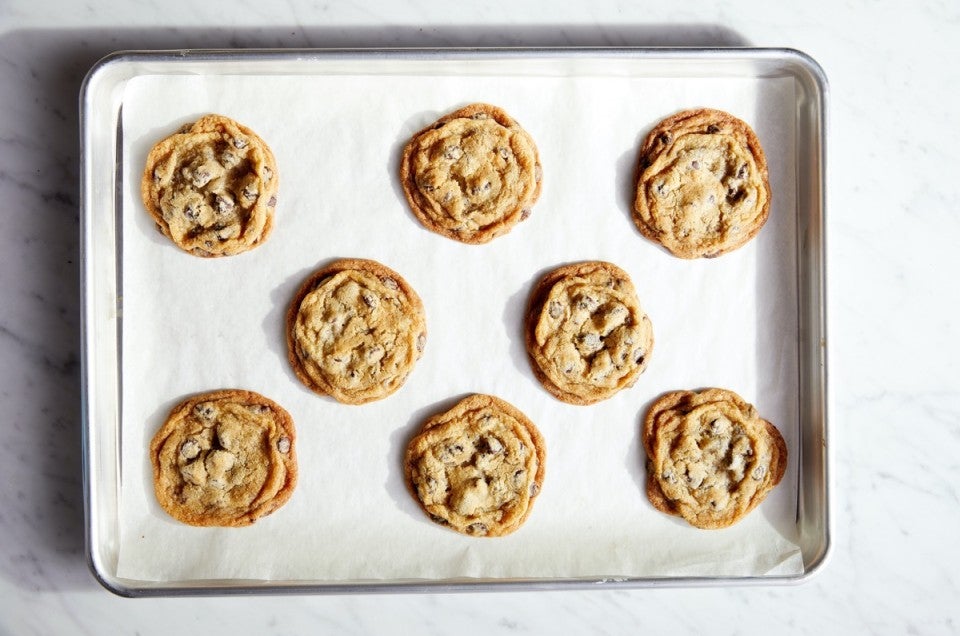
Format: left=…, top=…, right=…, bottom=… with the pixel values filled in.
left=116, top=61, right=801, bottom=582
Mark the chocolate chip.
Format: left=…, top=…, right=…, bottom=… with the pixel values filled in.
left=216, top=225, right=238, bottom=240
left=365, top=345, right=385, bottom=364
left=471, top=113, right=489, bottom=120
left=466, top=522, right=488, bottom=535
left=429, top=514, right=449, bottom=525
left=444, top=145, right=463, bottom=161
left=479, top=436, right=504, bottom=454
left=498, top=147, right=510, bottom=160
left=520, top=207, right=532, bottom=221
left=605, top=304, right=628, bottom=322
left=261, top=166, right=273, bottom=182
left=658, top=132, right=672, bottom=145
left=277, top=437, right=291, bottom=454
left=752, top=465, right=767, bottom=480
left=416, top=333, right=426, bottom=353
left=381, top=277, right=399, bottom=290
left=691, top=160, right=700, bottom=170
left=232, top=137, right=248, bottom=149
left=707, top=124, right=721, bottom=133
left=179, top=439, right=201, bottom=460
left=577, top=295, right=599, bottom=312
left=634, top=350, right=645, bottom=364
left=242, top=185, right=258, bottom=201
left=529, top=482, right=540, bottom=497
left=737, top=164, right=748, bottom=179
left=361, top=291, right=379, bottom=309
left=183, top=204, right=200, bottom=221
left=193, top=403, right=217, bottom=421
left=548, top=300, right=563, bottom=319
left=214, top=193, right=235, bottom=214
left=577, top=333, right=603, bottom=355
left=187, top=168, right=212, bottom=188
left=267, top=195, right=277, bottom=207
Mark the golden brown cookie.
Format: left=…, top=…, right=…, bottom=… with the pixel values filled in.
left=286, top=258, right=427, bottom=405
left=632, top=108, right=770, bottom=259
left=525, top=261, right=654, bottom=405
left=404, top=394, right=546, bottom=537
left=141, top=114, right=278, bottom=257
left=400, top=103, right=542, bottom=244
left=642, top=388, right=787, bottom=529
left=150, top=389, right=297, bottom=527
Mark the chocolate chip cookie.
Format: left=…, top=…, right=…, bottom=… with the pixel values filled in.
left=286, top=258, right=427, bottom=405
left=525, top=261, right=654, bottom=405
left=400, top=103, right=542, bottom=244
left=150, top=389, right=297, bottom=527
left=141, top=114, right=278, bottom=257
left=642, top=388, right=787, bottom=529
left=633, top=108, right=771, bottom=259
left=404, top=394, right=546, bottom=537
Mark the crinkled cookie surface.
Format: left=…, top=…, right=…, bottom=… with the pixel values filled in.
left=141, top=114, right=278, bottom=257
left=633, top=108, right=770, bottom=259
left=526, top=261, right=654, bottom=405
left=287, top=258, right=426, bottom=405
left=400, top=103, right=542, bottom=244
left=150, top=389, right=297, bottom=527
left=642, top=388, right=787, bottom=529
left=404, top=394, right=546, bottom=537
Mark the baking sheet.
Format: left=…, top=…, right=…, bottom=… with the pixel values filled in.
left=113, top=66, right=802, bottom=582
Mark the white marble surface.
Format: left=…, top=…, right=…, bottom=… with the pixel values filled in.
left=1, top=0, right=957, bottom=633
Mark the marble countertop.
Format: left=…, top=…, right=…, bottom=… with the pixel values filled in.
left=2, top=0, right=957, bottom=633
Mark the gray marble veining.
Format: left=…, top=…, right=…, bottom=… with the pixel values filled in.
left=1, top=1, right=959, bottom=634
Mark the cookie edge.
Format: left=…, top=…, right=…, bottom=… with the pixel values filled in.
left=285, top=258, right=427, bottom=405
left=140, top=114, right=279, bottom=258
left=631, top=108, right=771, bottom=259
left=399, top=102, right=543, bottom=245
left=149, top=388, right=298, bottom=527
left=403, top=393, right=547, bottom=537
left=524, top=261, right=653, bottom=405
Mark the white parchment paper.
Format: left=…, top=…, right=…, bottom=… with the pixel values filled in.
left=116, top=60, right=801, bottom=582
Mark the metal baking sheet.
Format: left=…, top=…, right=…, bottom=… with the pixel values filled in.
left=80, top=48, right=830, bottom=596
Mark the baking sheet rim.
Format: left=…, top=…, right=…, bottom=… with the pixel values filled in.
left=80, top=46, right=831, bottom=596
